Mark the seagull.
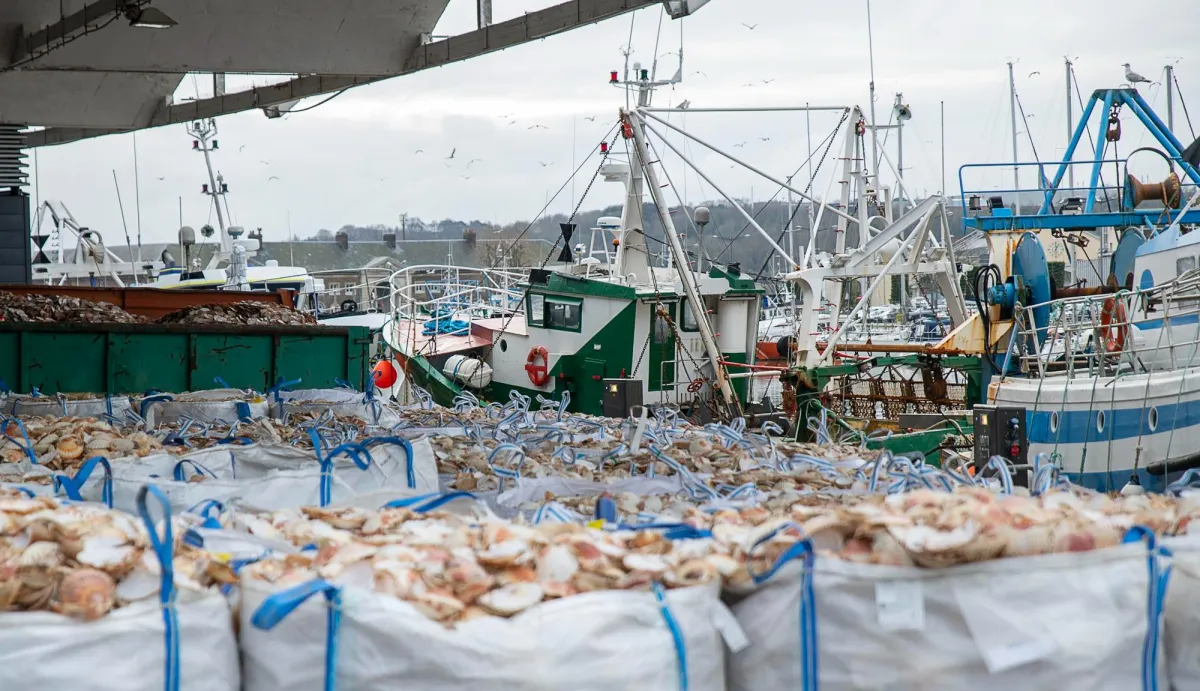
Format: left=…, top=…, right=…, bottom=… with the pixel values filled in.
left=446, top=148, right=457, bottom=160
left=498, top=113, right=513, bottom=119
left=734, top=142, right=747, bottom=148
left=467, top=159, right=483, bottom=168
left=538, top=161, right=552, bottom=167
left=761, top=79, right=775, bottom=85
left=759, top=137, right=770, bottom=142
left=677, top=100, right=691, bottom=110
left=155, top=176, right=165, bottom=181
left=1028, top=71, right=1041, bottom=78
left=268, top=176, right=280, bottom=182
left=415, top=149, right=424, bottom=155
left=507, top=121, right=518, bottom=126
left=238, top=145, right=247, bottom=152
left=259, top=160, right=271, bottom=165
left=462, top=176, right=473, bottom=180
left=742, top=22, right=758, bottom=30
left=584, top=116, right=597, bottom=122
left=743, top=83, right=756, bottom=88
left=528, top=124, right=549, bottom=130
left=1123, top=63, right=1152, bottom=85
left=691, top=71, right=707, bottom=78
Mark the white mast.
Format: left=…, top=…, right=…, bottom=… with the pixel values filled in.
left=626, top=104, right=739, bottom=412
left=1066, top=57, right=1075, bottom=192
left=865, top=0, right=882, bottom=183
left=1008, top=61, right=1020, bottom=200
left=1166, top=63, right=1176, bottom=133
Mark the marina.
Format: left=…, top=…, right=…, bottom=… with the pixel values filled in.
left=1, top=0, right=1200, bottom=689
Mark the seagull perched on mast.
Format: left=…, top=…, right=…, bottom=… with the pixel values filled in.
left=1123, top=63, right=1153, bottom=85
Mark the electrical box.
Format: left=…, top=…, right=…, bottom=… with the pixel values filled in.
left=973, top=404, right=1029, bottom=485
left=602, top=378, right=643, bottom=418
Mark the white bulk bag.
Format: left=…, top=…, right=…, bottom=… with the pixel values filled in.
left=241, top=578, right=731, bottom=691
left=80, top=437, right=438, bottom=513
left=728, top=530, right=1169, bottom=691
left=0, top=485, right=239, bottom=691
left=271, top=388, right=403, bottom=428
left=3, top=393, right=132, bottom=419
left=1164, top=535, right=1200, bottom=691
left=140, top=389, right=269, bottom=427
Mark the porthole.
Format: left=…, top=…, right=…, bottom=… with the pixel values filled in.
left=1097, top=410, right=1106, bottom=433
left=500, top=339, right=508, bottom=353
left=1049, top=411, right=1059, bottom=434
left=1149, top=407, right=1159, bottom=432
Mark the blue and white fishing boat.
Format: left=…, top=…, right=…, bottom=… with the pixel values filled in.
left=955, top=86, right=1200, bottom=491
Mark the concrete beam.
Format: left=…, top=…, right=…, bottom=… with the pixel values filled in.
left=10, top=0, right=130, bottom=69
left=27, top=0, right=663, bottom=147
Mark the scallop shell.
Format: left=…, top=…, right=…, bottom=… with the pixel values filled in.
left=56, top=436, right=84, bottom=461
left=16, top=541, right=63, bottom=568
left=535, top=544, right=579, bottom=583
left=54, top=568, right=116, bottom=621
left=75, top=535, right=139, bottom=575
left=477, top=582, right=543, bottom=616
left=407, top=587, right=465, bottom=621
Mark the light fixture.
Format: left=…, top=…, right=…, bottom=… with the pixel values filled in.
left=125, top=5, right=177, bottom=29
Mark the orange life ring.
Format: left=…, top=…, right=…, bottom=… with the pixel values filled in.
left=1100, top=297, right=1128, bottom=353
left=525, top=346, right=550, bottom=387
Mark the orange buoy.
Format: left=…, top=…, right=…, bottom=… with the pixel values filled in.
left=372, top=360, right=398, bottom=389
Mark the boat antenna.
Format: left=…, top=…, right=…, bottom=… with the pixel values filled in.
left=133, top=131, right=143, bottom=264
left=1008, top=60, right=1020, bottom=199
left=111, top=170, right=139, bottom=281
left=865, top=0, right=881, bottom=183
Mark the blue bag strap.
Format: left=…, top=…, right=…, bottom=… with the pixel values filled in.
left=318, top=441, right=372, bottom=507
left=617, top=522, right=714, bottom=540
left=361, top=436, right=415, bottom=489
left=187, top=499, right=225, bottom=530
left=747, top=523, right=819, bottom=691
left=1125, top=526, right=1172, bottom=691
left=173, top=459, right=218, bottom=483
left=251, top=579, right=343, bottom=691
left=136, top=485, right=180, bottom=691
left=139, top=393, right=174, bottom=420
left=382, top=491, right=477, bottom=513
left=235, top=401, right=253, bottom=422
left=594, top=496, right=618, bottom=524
left=267, top=377, right=303, bottom=403
left=213, top=376, right=231, bottom=389
left=54, top=456, right=113, bottom=508
left=652, top=582, right=689, bottom=691
left=1, top=416, right=38, bottom=464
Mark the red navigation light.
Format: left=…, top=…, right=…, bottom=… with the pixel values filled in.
left=192, top=141, right=199, bottom=150
left=600, top=142, right=609, bottom=154
left=609, top=71, right=619, bottom=84
left=201, top=184, right=209, bottom=193
left=1009, top=444, right=1020, bottom=458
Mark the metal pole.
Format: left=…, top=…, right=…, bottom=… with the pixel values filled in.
left=477, top=0, right=492, bottom=28
left=1008, top=61, right=1020, bottom=197
left=1167, top=64, right=1176, bottom=133
left=895, top=93, right=904, bottom=184
left=635, top=115, right=795, bottom=262
left=806, top=102, right=815, bottom=229
left=940, top=100, right=946, bottom=195
left=786, top=178, right=795, bottom=264
left=638, top=108, right=858, bottom=226
left=626, top=111, right=740, bottom=410
left=1066, top=58, right=1075, bottom=192
left=866, top=0, right=881, bottom=182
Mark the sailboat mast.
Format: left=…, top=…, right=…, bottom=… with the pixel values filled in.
left=866, top=0, right=881, bottom=183
left=1008, top=61, right=1020, bottom=198
left=1166, top=64, right=1176, bottom=133
left=1066, top=58, right=1075, bottom=192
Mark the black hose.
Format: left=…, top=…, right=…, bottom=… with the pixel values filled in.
left=975, top=264, right=1003, bottom=372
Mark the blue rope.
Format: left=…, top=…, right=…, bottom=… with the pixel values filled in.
left=652, top=582, right=689, bottom=691
left=137, top=485, right=180, bottom=691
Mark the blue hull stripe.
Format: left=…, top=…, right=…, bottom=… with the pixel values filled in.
left=1135, top=313, right=1200, bottom=330
left=1027, top=399, right=1200, bottom=444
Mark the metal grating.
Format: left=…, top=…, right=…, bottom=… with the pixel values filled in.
left=0, top=126, right=26, bottom=188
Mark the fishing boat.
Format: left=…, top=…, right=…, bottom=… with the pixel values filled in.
left=951, top=86, right=1200, bottom=491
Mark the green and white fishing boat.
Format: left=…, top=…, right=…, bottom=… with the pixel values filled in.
left=384, top=70, right=766, bottom=418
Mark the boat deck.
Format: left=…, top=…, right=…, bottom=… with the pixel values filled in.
left=391, top=318, right=493, bottom=356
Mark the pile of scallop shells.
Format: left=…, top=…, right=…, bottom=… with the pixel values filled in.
left=239, top=505, right=734, bottom=626
left=0, top=291, right=142, bottom=325
left=1, top=417, right=161, bottom=469
left=156, top=301, right=316, bottom=326
left=153, top=411, right=374, bottom=452
left=0, top=490, right=233, bottom=620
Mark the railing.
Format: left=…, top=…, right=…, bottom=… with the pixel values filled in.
left=386, top=264, right=527, bottom=333
left=958, top=158, right=1200, bottom=223
left=1006, top=270, right=1200, bottom=380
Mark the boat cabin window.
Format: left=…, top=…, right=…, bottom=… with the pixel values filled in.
left=527, top=294, right=582, bottom=331
left=545, top=296, right=582, bottom=331
left=1178, top=257, right=1197, bottom=277
left=681, top=300, right=700, bottom=331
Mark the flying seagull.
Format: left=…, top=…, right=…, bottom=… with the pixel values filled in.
left=538, top=161, right=552, bottom=167
left=268, top=176, right=280, bottom=182
left=691, top=71, right=707, bottom=78
left=1028, top=71, right=1041, bottom=77
left=759, top=137, right=771, bottom=142
left=259, top=160, right=270, bottom=165
left=467, top=159, right=483, bottom=168
left=238, top=144, right=247, bottom=152
left=528, top=124, right=549, bottom=130
left=155, top=176, right=165, bottom=181
left=761, top=78, right=775, bottom=85
left=584, top=116, right=597, bottom=122
left=733, top=142, right=747, bottom=148
left=507, top=121, right=518, bottom=126
left=742, top=23, right=758, bottom=30
left=415, top=149, right=424, bottom=154
left=1123, top=63, right=1152, bottom=85
left=462, top=176, right=473, bottom=180
left=446, top=148, right=457, bottom=160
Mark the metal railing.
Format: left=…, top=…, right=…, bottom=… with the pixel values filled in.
left=1006, top=270, right=1200, bottom=380
left=386, top=264, right=527, bottom=335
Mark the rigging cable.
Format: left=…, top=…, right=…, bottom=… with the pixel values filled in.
left=1173, top=71, right=1197, bottom=139
left=284, top=90, right=349, bottom=114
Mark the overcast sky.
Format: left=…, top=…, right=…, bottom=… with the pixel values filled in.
left=26, top=0, right=1200, bottom=245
